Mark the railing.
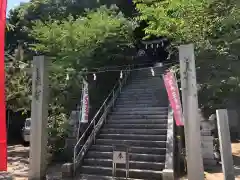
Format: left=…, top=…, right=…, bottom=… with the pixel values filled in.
left=73, top=66, right=131, bottom=173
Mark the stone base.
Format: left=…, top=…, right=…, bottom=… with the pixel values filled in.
left=162, top=169, right=174, bottom=180
left=62, top=163, right=73, bottom=178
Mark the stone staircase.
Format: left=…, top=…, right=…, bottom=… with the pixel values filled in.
left=77, top=67, right=173, bottom=180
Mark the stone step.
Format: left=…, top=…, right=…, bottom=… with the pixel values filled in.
left=126, top=80, right=163, bottom=84
left=115, top=104, right=167, bottom=108
left=107, top=119, right=168, bottom=124
left=117, top=97, right=168, bottom=103
left=85, top=151, right=165, bottom=162
left=109, top=114, right=168, bottom=120
left=116, top=98, right=165, bottom=103
left=124, top=85, right=163, bottom=89
left=131, top=72, right=163, bottom=76
left=114, top=107, right=168, bottom=112
left=122, top=89, right=163, bottom=93
left=90, top=145, right=167, bottom=154
left=117, top=97, right=160, bottom=101
left=119, top=93, right=163, bottom=98
left=99, top=134, right=167, bottom=141
left=130, top=79, right=163, bottom=83
left=123, top=87, right=163, bottom=91
left=96, top=139, right=166, bottom=148
left=121, top=89, right=165, bottom=94
left=110, top=111, right=168, bottom=115
left=117, top=96, right=159, bottom=101
left=129, top=82, right=163, bottom=86
left=130, top=78, right=163, bottom=82
left=84, top=158, right=165, bottom=171
left=116, top=101, right=162, bottom=106
left=104, top=124, right=167, bottom=129
left=101, top=128, right=167, bottom=135
left=131, top=74, right=163, bottom=78
left=79, top=174, right=144, bottom=180
left=80, top=166, right=163, bottom=179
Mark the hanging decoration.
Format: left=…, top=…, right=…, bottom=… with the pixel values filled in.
left=66, top=74, right=69, bottom=81
left=120, top=71, right=123, bottom=79
left=151, top=67, right=155, bottom=76
left=77, top=61, right=176, bottom=81
left=93, top=73, right=97, bottom=81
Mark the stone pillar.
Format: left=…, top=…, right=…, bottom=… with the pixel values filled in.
left=179, top=44, right=204, bottom=180
left=200, top=111, right=216, bottom=167
left=216, top=109, right=235, bottom=180
left=29, top=56, right=49, bottom=179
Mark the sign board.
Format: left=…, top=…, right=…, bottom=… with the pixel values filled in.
left=163, top=71, right=184, bottom=126
left=113, top=151, right=127, bottom=164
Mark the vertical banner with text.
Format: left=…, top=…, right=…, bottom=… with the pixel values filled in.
left=0, top=0, right=7, bottom=171
left=81, top=79, right=89, bottom=123
left=163, top=71, right=184, bottom=126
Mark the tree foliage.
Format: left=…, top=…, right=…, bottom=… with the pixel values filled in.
left=30, top=6, right=135, bottom=67
left=134, top=0, right=240, bottom=48
left=134, top=0, right=240, bottom=115
left=29, top=6, right=134, bottom=113
left=5, top=4, right=135, bottom=156
left=6, top=0, right=135, bottom=51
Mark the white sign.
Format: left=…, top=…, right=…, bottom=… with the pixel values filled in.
left=113, top=151, right=126, bottom=164
left=81, top=79, right=89, bottom=123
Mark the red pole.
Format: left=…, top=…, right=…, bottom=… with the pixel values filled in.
left=0, top=0, right=7, bottom=171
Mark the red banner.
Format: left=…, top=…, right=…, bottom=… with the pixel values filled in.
left=163, top=71, right=184, bottom=126
left=0, top=0, right=7, bottom=171
left=81, top=79, right=89, bottom=123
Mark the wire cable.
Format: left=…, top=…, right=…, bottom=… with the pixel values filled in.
left=83, top=61, right=178, bottom=75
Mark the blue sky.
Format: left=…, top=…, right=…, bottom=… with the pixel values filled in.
left=7, top=0, right=29, bottom=13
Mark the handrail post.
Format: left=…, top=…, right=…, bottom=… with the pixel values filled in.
left=93, top=119, right=96, bottom=144
left=104, top=103, right=107, bottom=124
left=112, top=90, right=115, bottom=107
left=119, top=79, right=122, bottom=92
left=73, top=150, right=76, bottom=173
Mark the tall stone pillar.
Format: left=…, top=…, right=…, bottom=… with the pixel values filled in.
left=29, top=56, right=49, bottom=179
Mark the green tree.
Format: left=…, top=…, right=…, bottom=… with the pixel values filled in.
left=5, top=6, right=135, bottom=157
left=6, top=0, right=136, bottom=51
left=134, top=0, right=240, bottom=115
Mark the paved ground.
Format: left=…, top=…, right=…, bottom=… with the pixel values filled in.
left=181, top=141, right=240, bottom=179
left=204, top=141, right=240, bottom=180
left=2, top=141, right=240, bottom=180
left=0, top=144, right=29, bottom=180
left=0, top=144, right=63, bottom=180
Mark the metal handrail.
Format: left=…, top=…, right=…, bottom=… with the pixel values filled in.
left=73, top=66, right=131, bottom=172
